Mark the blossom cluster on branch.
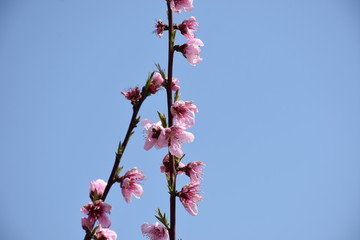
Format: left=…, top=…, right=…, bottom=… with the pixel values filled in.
left=80, top=0, right=204, bottom=239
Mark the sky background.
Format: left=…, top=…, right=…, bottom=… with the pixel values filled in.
left=1, top=0, right=360, bottom=240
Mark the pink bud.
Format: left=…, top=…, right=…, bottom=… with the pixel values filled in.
left=160, top=154, right=185, bottom=176
left=171, top=78, right=180, bottom=91
left=149, top=73, right=164, bottom=94
left=89, top=179, right=107, bottom=201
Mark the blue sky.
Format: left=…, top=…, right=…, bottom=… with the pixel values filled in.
left=1, top=0, right=360, bottom=240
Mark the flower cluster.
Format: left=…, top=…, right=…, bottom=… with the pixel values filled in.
left=81, top=179, right=117, bottom=239
left=143, top=0, right=205, bottom=224
left=81, top=168, right=145, bottom=239
left=142, top=119, right=194, bottom=158
left=176, top=159, right=205, bottom=216
left=81, top=1, right=205, bottom=239
left=153, top=14, right=203, bottom=66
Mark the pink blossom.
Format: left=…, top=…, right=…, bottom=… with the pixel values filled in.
left=170, top=0, right=194, bottom=14
left=121, top=87, right=142, bottom=103
left=157, top=126, right=195, bottom=158
left=81, top=217, right=94, bottom=232
left=153, top=19, right=165, bottom=38
left=149, top=72, right=164, bottom=94
left=160, top=154, right=185, bottom=176
left=178, top=184, right=203, bottom=216
left=185, top=161, right=205, bottom=184
left=95, top=227, right=117, bottom=240
left=178, top=38, right=204, bottom=66
left=141, top=119, right=165, bottom=151
left=171, top=78, right=180, bottom=91
left=89, top=179, right=107, bottom=201
left=178, top=17, right=199, bottom=40
left=141, top=222, right=169, bottom=240
left=171, top=101, right=198, bottom=129
left=81, top=200, right=112, bottom=228
left=120, top=168, right=145, bottom=203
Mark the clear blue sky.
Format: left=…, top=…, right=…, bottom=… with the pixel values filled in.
left=1, top=1, right=360, bottom=240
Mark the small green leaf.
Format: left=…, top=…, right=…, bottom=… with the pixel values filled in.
left=118, top=144, right=125, bottom=155
left=174, top=90, right=180, bottom=102
left=115, top=166, right=123, bottom=177
left=157, top=111, right=167, bottom=128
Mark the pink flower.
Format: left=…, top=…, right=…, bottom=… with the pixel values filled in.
left=81, top=200, right=112, bottom=228
left=171, top=78, right=180, bottom=91
left=157, top=126, right=195, bottom=158
left=178, top=184, right=203, bottom=216
left=121, top=87, right=142, bottom=104
left=185, top=161, right=205, bottom=184
left=153, top=19, right=166, bottom=38
left=95, top=227, right=117, bottom=240
left=141, top=222, right=169, bottom=240
left=171, top=101, right=198, bottom=129
left=89, top=179, right=107, bottom=201
left=178, top=17, right=199, bottom=40
left=149, top=72, right=164, bottom=94
left=178, top=38, right=204, bottom=66
left=120, top=168, right=145, bottom=203
left=170, top=0, right=194, bottom=14
left=141, top=119, right=165, bottom=151
left=81, top=217, right=94, bottom=232
left=160, top=154, right=185, bottom=176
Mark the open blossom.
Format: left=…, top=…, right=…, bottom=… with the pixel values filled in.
left=178, top=184, right=203, bottom=216
left=149, top=72, right=164, bottom=94
left=170, top=0, right=194, bottom=14
left=141, top=222, right=169, bottom=240
left=160, top=154, right=185, bottom=176
left=121, top=87, right=142, bottom=103
left=153, top=19, right=166, bottom=38
left=141, top=119, right=165, bottom=151
left=95, top=227, right=117, bottom=240
left=171, top=101, right=198, bottom=129
left=81, top=200, right=112, bottom=229
left=178, top=38, right=204, bottom=66
left=158, top=126, right=195, bottom=158
left=185, top=161, right=205, bottom=184
left=178, top=17, right=199, bottom=40
left=89, top=179, right=107, bottom=201
left=120, top=168, right=145, bottom=203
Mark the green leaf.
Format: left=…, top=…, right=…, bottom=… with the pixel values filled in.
left=115, top=166, right=123, bottom=177
left=174, top=90, right=180, bottom=102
